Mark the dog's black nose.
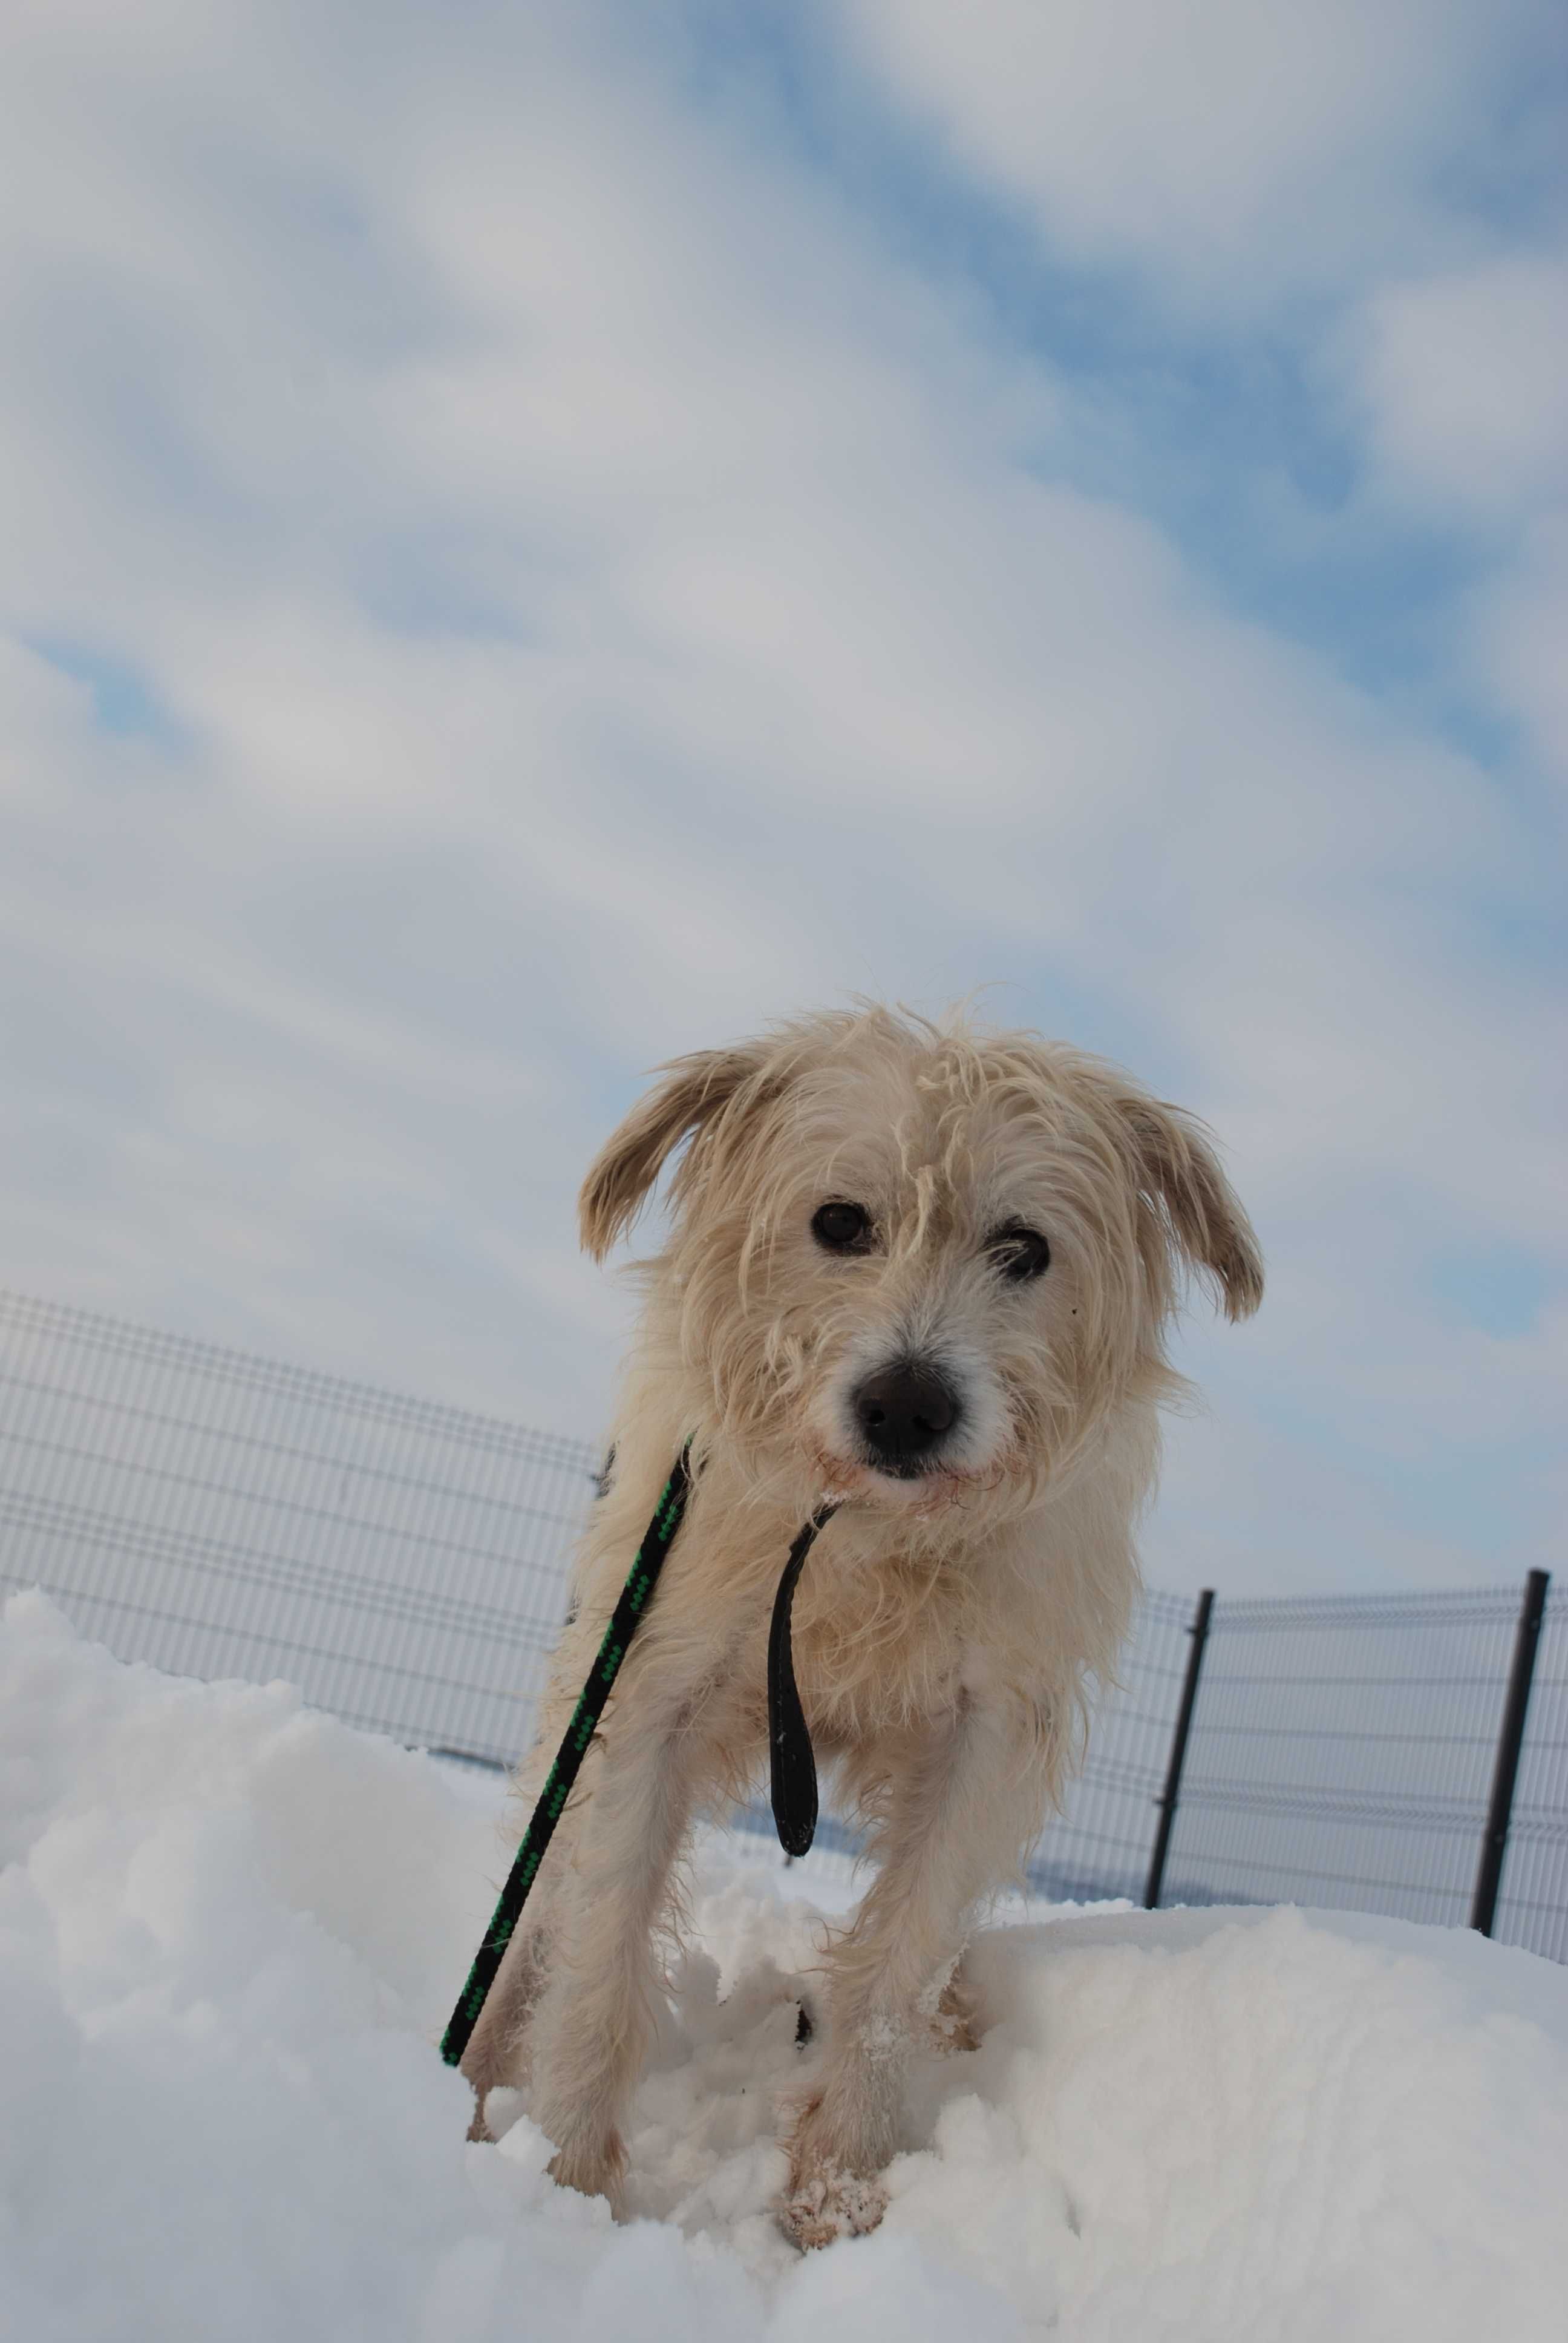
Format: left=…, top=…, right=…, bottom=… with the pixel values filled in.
left=852, top=1360, right=961, bottom=1473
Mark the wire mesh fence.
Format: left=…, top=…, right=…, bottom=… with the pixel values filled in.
left=0, top=1288, right=599, bottom=1769
left=1022, top=1589, right=1200, bottom=1906
left=1, top=1288, right=1561, bottom=1961
left=1488, top=1586, right=1567, bottom=1958
left=1165, top=1589, right=1546, bottom=1941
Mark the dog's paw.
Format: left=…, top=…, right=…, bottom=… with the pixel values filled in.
left=928, top=2006, right=980, bottom=2056
left=546, top=2126, right=627, bottom=2215
left=779, top=2160, right=890, bottom=2250
left=925, top=1964, right=980, bottom=2055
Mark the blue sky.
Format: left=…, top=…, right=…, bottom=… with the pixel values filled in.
left=1, top=0, right=1563, bottom=1596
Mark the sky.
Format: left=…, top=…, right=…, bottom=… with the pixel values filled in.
left=1, top=0, right=1564, bottom=1599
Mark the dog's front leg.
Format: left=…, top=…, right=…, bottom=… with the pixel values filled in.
left=457, top=1769, right=592, bottom=2138
left=526, top=1654, right=720, bottom=2215
left=782, top=1689, right=1047, bottom=2249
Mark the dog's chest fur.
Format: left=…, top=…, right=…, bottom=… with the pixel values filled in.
left=788, top=1548, right=975, bottom=1740
left=709, top=1507, right=1026, bottom=1752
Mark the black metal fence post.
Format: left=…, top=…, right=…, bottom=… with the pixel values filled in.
left=1144, top=1587, right=1214, bottom=1910
left=1470, top=1568, right=1550, bottom=1937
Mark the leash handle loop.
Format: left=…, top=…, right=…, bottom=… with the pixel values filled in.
left=767, top=1502, right=840, bottom=1858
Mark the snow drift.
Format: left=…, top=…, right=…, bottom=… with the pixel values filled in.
left=2, top=1588, right=1564, bottom=2342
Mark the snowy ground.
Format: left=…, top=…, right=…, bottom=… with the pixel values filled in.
left=2, top=1590, right=1565, bottom=2343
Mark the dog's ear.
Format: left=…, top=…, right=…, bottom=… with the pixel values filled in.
left=1119, top=1095, right=1263, bottom=1323
left=578, top=1046, right=765, bottom=1262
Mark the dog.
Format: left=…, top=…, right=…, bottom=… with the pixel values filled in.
left=460, top=1005, right=1261, bottom=2246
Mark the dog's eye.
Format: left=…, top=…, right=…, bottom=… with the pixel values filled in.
left=811, top=1201, right=872, bottom=1253
left=986, top=1224, right=1050, bottom=1282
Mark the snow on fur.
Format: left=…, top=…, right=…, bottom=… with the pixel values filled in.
left=2, top=1589, right=1564, bottom=2342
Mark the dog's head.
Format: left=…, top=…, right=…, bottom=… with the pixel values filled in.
left=581, top=1008, right=1261, bottom=1519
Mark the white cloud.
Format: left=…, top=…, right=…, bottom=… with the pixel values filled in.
left=1354, top=257, right=1568, bottom=519
left=1341, top=254, right=1568, bottom=781
left=840, top=0, right=1554, bottom=305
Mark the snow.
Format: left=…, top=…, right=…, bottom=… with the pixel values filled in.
left=2, top=1590, right=1565, bottom=2343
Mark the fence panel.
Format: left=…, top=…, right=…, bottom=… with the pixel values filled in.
left=1162, top=1588, right=1541, bottom=1945
left=1022, top=1588, right=1196, bottom=1904
left=1494, top=1584, right=1568, bottom=1962
left=0, top=1289, right=598, bottom=1767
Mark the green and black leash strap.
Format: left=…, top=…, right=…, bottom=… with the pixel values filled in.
left=439, top=1449, right=693, bottom=2068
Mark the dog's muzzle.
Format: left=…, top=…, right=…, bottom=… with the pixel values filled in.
left=851, top=1358, right=963, bottom=1478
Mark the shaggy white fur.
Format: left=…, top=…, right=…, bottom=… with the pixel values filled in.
left=459, top=1005, right=1262, bottom=2247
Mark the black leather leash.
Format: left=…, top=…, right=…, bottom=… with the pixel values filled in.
left=768, top=1502, right=840, bottom=1856
left=441, top=1451, right=837, bottom=2067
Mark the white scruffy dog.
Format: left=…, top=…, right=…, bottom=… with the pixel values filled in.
left=460, top=1006, right=1261, bottom=2246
